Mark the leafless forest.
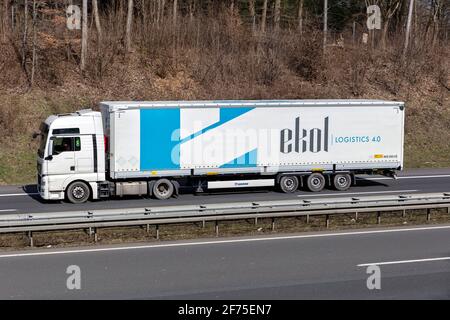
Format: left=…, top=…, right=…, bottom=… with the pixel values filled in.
left=0, top=0, right=449, bottom=183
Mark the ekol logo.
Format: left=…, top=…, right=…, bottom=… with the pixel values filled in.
left=280, top=117, right=329, bottom=153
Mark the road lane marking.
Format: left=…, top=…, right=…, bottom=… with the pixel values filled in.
left=0, top=209, right=17, bottom=212
left=0, top=193, right=38, bottom=197
left=298, top=190, right=418, bottom=197
left=357, top=256, right=450, bottom=267
left=0, top=224, right=449, bottom=259
left=358, top=174, right=450, bottom=181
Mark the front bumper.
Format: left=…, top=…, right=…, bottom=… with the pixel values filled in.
left=38, top=175, right=64, bottom=200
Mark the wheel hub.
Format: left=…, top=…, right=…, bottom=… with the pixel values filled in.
left=72, top=186, right=85, bottom=199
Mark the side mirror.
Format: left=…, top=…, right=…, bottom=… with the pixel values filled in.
left=45, top=155, right=53, bottom=161
left=48, top=139, right=54, bottom=157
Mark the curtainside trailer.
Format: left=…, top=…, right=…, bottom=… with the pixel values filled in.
left=35, top=100, right=405, bottom=203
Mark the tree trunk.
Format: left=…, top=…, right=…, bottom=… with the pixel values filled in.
left=92, top=0, right=102, bottom=41
left=261, top=0, right=267, bottom=33
left=297, top=0, right=304, bottom=33
left=30, top=0, right=37, bottom=87
left=248, top=0, right=256, bottom=34
left=323, top=0, right=328, bottom=50
left=274, top=0, right=281, bottom=31
left=403, top=0, right=414, bottom=57
left=81, top=0, right=88, bottom=71
left=22, top=0, right=28, bottom=69
left=126, top=0, right=133, bottom=52
left=173, top=0, right=177, bottom=27
left=2, top=0, right=10, bottom=42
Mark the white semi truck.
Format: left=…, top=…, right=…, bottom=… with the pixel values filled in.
left=35, top=100, right=405, bottom=203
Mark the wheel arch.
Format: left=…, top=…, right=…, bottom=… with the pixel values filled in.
left=64, top=179, right=94, bottom=200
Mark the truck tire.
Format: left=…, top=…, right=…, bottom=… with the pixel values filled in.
left=152, top=179, right=174, bottom=200
left=333, top=173, right=352, bottom=191
left=306, top=173, right=325, bottom=192
left=67, top=181, right=90, bottom=204
left=279, top=175, right=299, bottom=193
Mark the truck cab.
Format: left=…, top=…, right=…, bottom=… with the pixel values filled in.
left=36, top=110, right=105, bottom=202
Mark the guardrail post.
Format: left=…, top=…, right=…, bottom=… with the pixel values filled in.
left=325, top=215, right=330, bottom=228
left=447, top=207, right=450, bottom=214
left=377, top=212, right=381, bottom=224
left=255, top=217, right=258, bottom=225
left=94, top=228, right=98, bottom=242
left=28, top=231, right=33, bottom=247
left=271, top=218, right=275, bottom=231
left=202, top=220, right=206, bottom=228
left=355, top=212, right=358, bottom=221
left=426, top=209, right=431, bottom=221
left=306, top=214, right=310, bottom=224
left=146, top=224, right=150, bottom=234
left=402, top=209, right=406, bottom=218
left=156, top=225, right=160, bottom=240
left=215, top=221, right=219, bottom=237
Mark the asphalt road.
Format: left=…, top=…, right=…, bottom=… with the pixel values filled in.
left=0, top=224, right=449, bottom=299
left=1, top=168, right=450, bottom=214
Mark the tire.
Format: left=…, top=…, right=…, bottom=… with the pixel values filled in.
left=306, top=173, right=325, bottom=192
left=152, top=179, right=174, bottom=200
left=67, top=181, right=90, bottom=204
left=332, top=173, right=352, bottom=191
left=279, top=175, right=299, bottom=193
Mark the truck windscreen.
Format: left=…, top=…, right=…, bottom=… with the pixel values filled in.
left=37, top=122, right=49, bottom=158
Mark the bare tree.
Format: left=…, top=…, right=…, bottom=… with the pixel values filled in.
left=403, top=0, right=414, bottom=57
left=22, top=0, right=28, bottom=69
left=92, top=0, right=102, bottom=41
left=30, top=0, right=37, bottom=86
left=274, top=0, right=281, bottom=31
left=431, top=0, right=443, bottom=47
left=380, top=0, right=402, bottom=49
left=126, top=0, right=134, bottom=52
left=323, top=0, right=328, bottom=50
left=261, top=0, right=268, bottom=33
left=81, top=0, right=88, bottom=71
left=248, top=0, right=256, bottom=34
left=297, top=0, right=304, bottom=33
left=173, top=0, right=177, bottom=27
left=2, top=0, right=10, bottom=42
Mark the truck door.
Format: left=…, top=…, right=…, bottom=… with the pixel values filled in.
left=47, top=136, right=78, bottom=175
left=74, top=135, right=95, bottom=174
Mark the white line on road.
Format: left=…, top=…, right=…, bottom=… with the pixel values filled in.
left=0, top=209, right=17, bottom=212
left=358, top=174, right=450, bottom=181
left=0, top=193, right=38, bottom=197
left=298, top=190, right=418, bottom=197
left=357, top=256, right=450, bottom=267
left=0, top=224, right=449, bottom=259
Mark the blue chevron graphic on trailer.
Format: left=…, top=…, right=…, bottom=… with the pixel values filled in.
left=180, top=107, right=254, bottom=144
left=220, top=149, right=257, bottom=168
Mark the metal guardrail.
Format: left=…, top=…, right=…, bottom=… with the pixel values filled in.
left=1, top=192, right=450, bottom=241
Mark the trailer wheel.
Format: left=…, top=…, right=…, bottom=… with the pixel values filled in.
left=152, top=179, right=174, bottom=200
left=67, top=181, right=90, bottom=204
left=279, top=176, right=299, bottom=193
left=333, top=173, right=352, bottom=191
left=306, top=173, right=325, bottom=192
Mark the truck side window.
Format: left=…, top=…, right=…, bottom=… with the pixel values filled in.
left=52, top=137, right=81, bottom=155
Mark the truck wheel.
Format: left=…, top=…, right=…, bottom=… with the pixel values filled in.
left=306, top=173, right=325, bottom=192
left=67, top=181, right=90, bottom=204
left=279, top=176, right=299, bottom=193
left=152, top=179, right=174, bottom=200
left=333, top=173, right=352, bottom=191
